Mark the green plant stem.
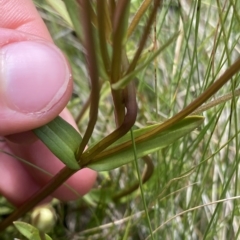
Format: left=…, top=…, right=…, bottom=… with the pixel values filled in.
left=0, top=167, right=75, bottom=231
left=130, top=129, right=154, bottom=240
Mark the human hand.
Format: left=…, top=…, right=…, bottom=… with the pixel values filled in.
left=0, top=0, right=97, bottom=206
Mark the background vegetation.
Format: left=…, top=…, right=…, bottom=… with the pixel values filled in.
left=1, top=0, right=240, bottom=239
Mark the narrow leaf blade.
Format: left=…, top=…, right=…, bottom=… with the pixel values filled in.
left=62, top=0, right=83, bottom=41
left=33, top=117, right=81, bottom=170
left=86, top=116, right=204, bottom=171
left=46, top=0, right=73, bottom=28
left=13, top=221, right=52, bottom=240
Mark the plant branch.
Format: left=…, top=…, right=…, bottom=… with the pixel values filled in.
left=0, top=167, right=75, bottom=231
left=81, top=81, right=138, bottom=166
left=127, top=0, right=152, bottom=38
left=126, top=0, right=162, bottom=74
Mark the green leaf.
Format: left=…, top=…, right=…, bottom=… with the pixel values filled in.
left=13, top=221, right=52, bottom=240
left=46, top=0, right=73, bottom=28
left=33, top=116, right=81, bottom=170
left=86, top=116, right=204, bottom=171
left=62, top=0, right=83, bottom=41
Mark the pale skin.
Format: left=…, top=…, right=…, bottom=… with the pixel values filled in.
left=0, top=0, right=97, bottom=206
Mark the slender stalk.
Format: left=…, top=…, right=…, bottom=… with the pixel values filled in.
left=76, top=0, right=100, bottom=156
left=108, top=0, right=116, bottom=23
left=130, top=129, right=154, bottom=240
left=111, top=0, right=130, bottom=125
left=39, top=232, right=46, bottom=240
left=81, top=82, right=138, bottom=166
left=97, top=1, right=111, bottom=74
left=111, top=0, right=129, bottom=84
left=0, top=167, right=75, bottom=231
left=127, top=0, right=152, bottom=38
left=126, top=0, right=162, bottom=74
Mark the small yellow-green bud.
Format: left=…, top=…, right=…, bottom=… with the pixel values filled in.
left=31, top=204, right=56, bottom=233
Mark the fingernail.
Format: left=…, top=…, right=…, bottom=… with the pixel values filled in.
left=0, top=41, right=70, bottom=113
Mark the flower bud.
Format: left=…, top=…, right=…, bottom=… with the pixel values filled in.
left=31, top=204, right=56, bottom=233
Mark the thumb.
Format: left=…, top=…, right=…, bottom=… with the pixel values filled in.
left=0, top=40, right=72, bottom=136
